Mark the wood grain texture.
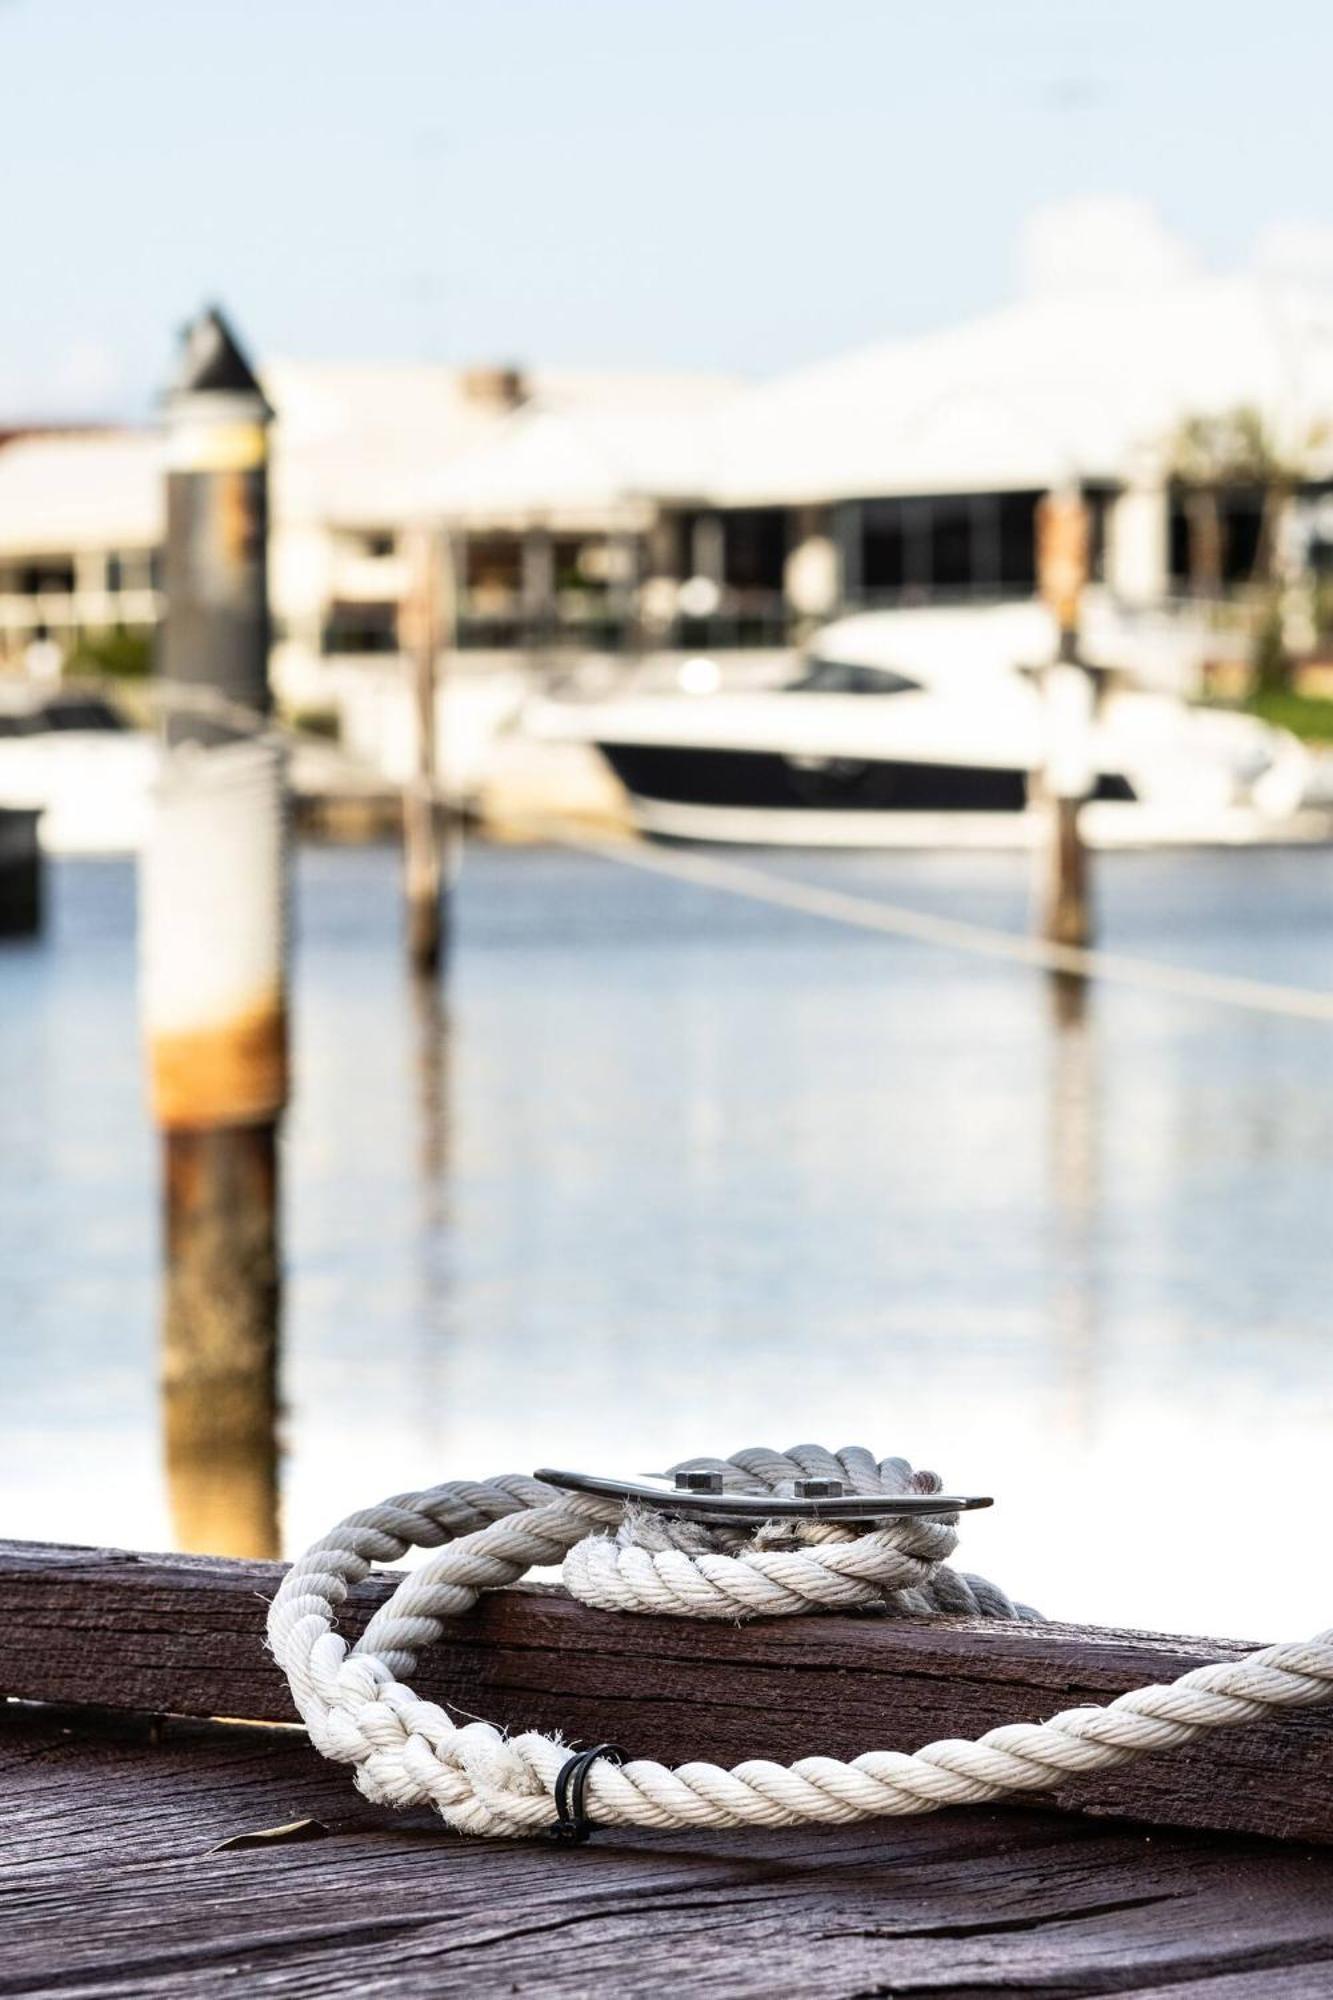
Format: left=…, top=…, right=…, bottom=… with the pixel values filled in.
left=3, top=1538, right=1332, bottom=1848
left=3, top=1707, right=1333, bottom=1997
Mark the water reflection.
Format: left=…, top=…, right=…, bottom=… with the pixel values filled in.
left=160, top=1127, right=282, bottom=1559
left=1045, top=971, right=1099, bottom=1449
left=4, top=845, right=1331, bottom=1637
left=408, top=969, right=457, bottom=1424
left=412, top=972, right=451, bottom=1210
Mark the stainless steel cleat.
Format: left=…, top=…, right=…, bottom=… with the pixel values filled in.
left=534, top=1466, right=992, bottom=1526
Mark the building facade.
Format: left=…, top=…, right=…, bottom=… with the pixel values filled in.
left=4, top=245, right=1333, bottom=692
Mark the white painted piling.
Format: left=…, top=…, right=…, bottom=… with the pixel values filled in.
left=141, top=735, right=288, bottom=1130
left=143, top=307, right=285, bottom=1560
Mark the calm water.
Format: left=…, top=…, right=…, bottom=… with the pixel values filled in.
left=3, top=840, right=1331, bottom=1638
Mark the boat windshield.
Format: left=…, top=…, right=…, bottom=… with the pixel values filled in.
left=0, top=697, right=130, bottom=736
left=37, top=697, right=128, bottom=733
left=784, top=656, right=920, bottom=695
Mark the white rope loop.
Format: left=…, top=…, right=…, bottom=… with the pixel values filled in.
left=267, top=1444, right=1333, bottom=1840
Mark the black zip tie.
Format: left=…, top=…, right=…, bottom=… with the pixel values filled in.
left=548, top=1742, right=627, bottom=1844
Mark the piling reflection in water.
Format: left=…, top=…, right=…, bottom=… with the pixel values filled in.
left=1045, top=971, right=1099, bottom=1447
left=412, top=971, right=452, bottom=1205
left=5, top=844, right=1331, bottom=1635
left=160, top=1126, right=282, bottom=1559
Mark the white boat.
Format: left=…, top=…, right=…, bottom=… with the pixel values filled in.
left=527, top=604, right=1318, bottom=848
left=0, top=687, right=157, bottom=854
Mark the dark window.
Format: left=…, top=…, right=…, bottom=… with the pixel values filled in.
left=464, top=536, right=522, bottom=594
left=672, top=510, right=701, bottom=576
left=971, top=496, right=1001, bottom=588
left=1224, top=494, right=1264, bottom=581
left=1168, top=487, right=1267, bottom=587
left=861, top=504, right=907, bottom=592
left=554, top=536, right=596, bottom=592
left=1310, top=492, right=1333, bottom=576
left=339, top=528, right=397, bottom=560
left=929, top=499, right=974, bottom=588
left=20, top=560, right=76, bottom=595
left=1084, top=486, right=1114, bottom=583
left=857, top=493, right=1038, bottom=597
left=1168, top=496, right=1191, bottom=583
left=997, top=494, right=1039, bottom=589
left=322, top=602, right=399, bottom=654
left=901, top=501, right=931, bottom=589
left=722, top=509, right=787, bottom=591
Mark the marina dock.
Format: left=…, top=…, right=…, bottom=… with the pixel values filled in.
left=4, top=1537, right=1333, bottom=1995
left=8, top=9, right=1333, bottom=1995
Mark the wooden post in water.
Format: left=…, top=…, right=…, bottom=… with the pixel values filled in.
left=141, top=307, right=285, bottom=1559
left=1036, top=484, right=1095, bottom=949
left=401, top=524, right=449, bottom=978
left=0, top=808, right=42, bottom=938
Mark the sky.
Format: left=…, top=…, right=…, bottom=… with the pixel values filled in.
left=3, top=0, right=1333, bottom=417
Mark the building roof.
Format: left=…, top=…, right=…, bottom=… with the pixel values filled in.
left=0, top=430, right=162, bottom=554
left=6, top=218, right=1333, bottom=557
left=261, top=360, right=506, bottom=528
left=424, top=396, right=727, bottom=530
left=0, top=364, right=736, bottom=553
left=706, top=274, right=1333, bottom=505
left=262, top=361, right=734, bottom=528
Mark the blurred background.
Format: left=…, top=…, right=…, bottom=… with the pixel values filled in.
left=2, top=0, right=1331, bottom=1640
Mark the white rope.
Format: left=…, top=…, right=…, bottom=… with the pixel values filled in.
left=554, top=831, right=1333, bottom=1025
left=267, top=1445, right=1333, bottom=1840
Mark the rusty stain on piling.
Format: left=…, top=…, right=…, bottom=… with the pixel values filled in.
left=217, top=465, right=265, bottom=567
left=150, top=992, right=287, bottom=1130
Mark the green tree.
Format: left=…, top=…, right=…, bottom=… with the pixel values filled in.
left=63, top=627, right=153, bottom=680
left=1169, top=406, right=1327, bottom=695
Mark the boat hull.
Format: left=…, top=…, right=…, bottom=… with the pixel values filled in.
left=595, top=740, right=1189, bottom=848
left=595, top=745, right=1333, bottom=850
left=598, top=741, right=1035, bottom=815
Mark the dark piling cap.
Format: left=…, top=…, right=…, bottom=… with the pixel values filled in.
left=168, top=306, right=272, bottom=415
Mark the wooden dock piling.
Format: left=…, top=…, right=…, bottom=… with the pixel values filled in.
left=401, top=525, right=450, bottom=979
left=141, top=308, right=286, bottom=1559
left=0, top=806, right=42, bottom=938
left=1036, top=485, right=1095, bottom=949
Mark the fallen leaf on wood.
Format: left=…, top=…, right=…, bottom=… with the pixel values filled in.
left=212, top=1817, right=330, bottom=1852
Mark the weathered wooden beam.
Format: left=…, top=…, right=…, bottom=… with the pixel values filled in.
left=3, top=1538, right=1330, bottom=1847
left=6, top=1706, right=1333, bottom=1996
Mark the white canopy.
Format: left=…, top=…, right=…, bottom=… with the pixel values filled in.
left=707, top=276, right=1333, bottom=505
left=0, top=430, right=162, bottom=554
left=424, top=401, right=726, bottom=532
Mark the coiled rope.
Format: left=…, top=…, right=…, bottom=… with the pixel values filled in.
left=268, top=1445, right=1333, bottom=1840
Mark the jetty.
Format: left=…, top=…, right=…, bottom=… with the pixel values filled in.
left=4, top=1537, right=1332, bottom=1995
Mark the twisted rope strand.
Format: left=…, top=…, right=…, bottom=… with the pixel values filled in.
left=267, top=1445, right=1333, bottom=1840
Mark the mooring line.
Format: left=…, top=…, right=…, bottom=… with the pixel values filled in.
left=273, top=1447, right=1333, bottom=1839
left=555, top=831, right=1333, bottom=1024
